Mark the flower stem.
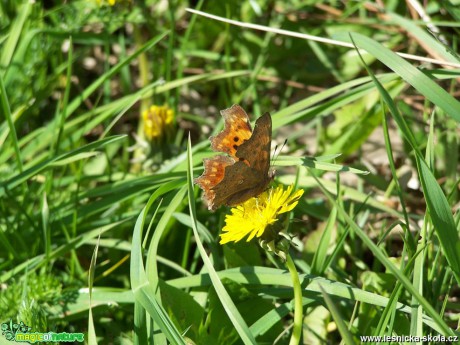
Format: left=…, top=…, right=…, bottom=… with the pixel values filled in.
left=131, top=26, right=149, bottom=173
left=286, top=253, right=303, bottom=345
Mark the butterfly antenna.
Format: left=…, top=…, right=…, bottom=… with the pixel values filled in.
left=271, top=138, right=287, bottom=167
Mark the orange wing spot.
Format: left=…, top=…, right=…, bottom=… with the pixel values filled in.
left=241, top=158, right=250, bottom=166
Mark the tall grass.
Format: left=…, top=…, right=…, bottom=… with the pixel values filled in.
left=0, top=1, right=459, bottom=344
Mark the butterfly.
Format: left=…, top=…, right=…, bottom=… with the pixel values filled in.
left=194, top=104, right=274, bottom=211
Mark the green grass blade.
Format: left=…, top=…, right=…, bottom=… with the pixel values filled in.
left=311, top=173, right=455, bottom=336
left=416, top=156, right=460, bottom=282
left=130, top=197, right=186, bottom=344
left=144, top=182, right=187, bottom=284
left=133, top=301, right=147, bottom=345
left=186, top=135, right=257, bottom=344
left=0, top=71, right=23, bottom=173
left=0, top=135, right=127, bottom=195
left=1, top=220, right=127, bottom=281
left=52, top=36, right=73, bottom=157
left=278, top=175, right=401, bottom=218
left=87, top=236, right=100, bottom=345
left=64, top=31, right=169, bottom=120
left=167, top=267, right=449, bottom=335
left=319, top=285, right=355, bottom=345
left=386, top=12, right=459, bottom=64
left=336, top=32, right=460, bottom=123
left=276, top=156, right=369, bottom=175
left=311, top=207, right=337, bottom=275
left=410, top=216, right=427, bottom=338
left=41, top=192, right=50, bottom=261
left=382, top=109, right=410, bottom=232
left=351, top=40, right=460, bottom=283
left=0, top=1, right=31, bottom=73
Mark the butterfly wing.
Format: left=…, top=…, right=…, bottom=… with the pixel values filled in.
left=195, top=106, right=273, bottom=211
left=210, top=112, right=273, bottom=209
left=210, top=160, right=264, bottom=210
left=235, top=112, right=272, bottom=175
left=194, top=155, right=234, bottom=210
left=210, top=104, right=253, bottom=158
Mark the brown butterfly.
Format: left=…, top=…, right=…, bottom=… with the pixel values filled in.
left=194, top=104, right=274, bottom=211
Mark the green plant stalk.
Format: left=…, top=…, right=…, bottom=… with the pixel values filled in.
left=134, top=28, right=150, bottom=107
left=286, top=253, right=302, bottom=345
left=175, top=0, right=204, bottom=120
left=132, top=26, right=151, bottom=171
left=0, top=73, right=23, bottom=173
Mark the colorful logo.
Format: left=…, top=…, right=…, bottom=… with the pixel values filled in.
left=1, top=320, right=84, bottom=343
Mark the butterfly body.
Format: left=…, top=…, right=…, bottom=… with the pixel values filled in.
left=194, top=104, right=273, bottom=211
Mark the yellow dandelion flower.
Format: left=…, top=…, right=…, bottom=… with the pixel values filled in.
left=94, top=0, right=116, bottom=6
left=219, top=185, right=304, bottom=245
left=142, top=105, right=174, bottom=141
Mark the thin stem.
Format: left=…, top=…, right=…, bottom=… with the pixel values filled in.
left=186, top=8, right=460, bottom=68
left=0, top=73, right=23, bottom=173
left=286, top=253, right=303, bottom=345
left=131, top=26, right=150, bottom=172
left=133, top=27, right=150, bottom=112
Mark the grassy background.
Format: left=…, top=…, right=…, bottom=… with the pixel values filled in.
left=1, top=0, right=459, bottom=344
